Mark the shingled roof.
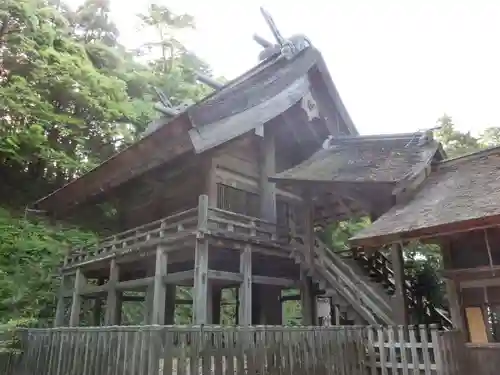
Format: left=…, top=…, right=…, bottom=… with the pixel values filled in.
left=350, top=146, right=500, bottom=247
left=270, top=133, right=442, bottom=184
left=34, top=44, right=357, bottom=214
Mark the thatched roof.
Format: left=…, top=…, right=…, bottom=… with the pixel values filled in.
left=350, top=146, right=500, bottom=247
left=271, top=133, right=442, bottom=185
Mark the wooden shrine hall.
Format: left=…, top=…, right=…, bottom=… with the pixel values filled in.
left=33, top=17, right=365, bottom=328
left=31, top=9, right=460, bottom=331
left=348, top=146, right=500, bottom=368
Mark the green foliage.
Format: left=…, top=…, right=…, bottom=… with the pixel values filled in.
left=318, top=218, right=370, bottom=252
left=435, top=114, right=500, bottom=158
left=0, top=0, right=215, bottom=324
left=435, top=115, right=481, bottom=158
left=0, top=208, right=95, bottom=324
left=0, top=0, right=211, bottom=206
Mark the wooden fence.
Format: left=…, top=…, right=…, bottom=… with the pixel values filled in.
left=6, top=325, right=467, bottom=375
left=0, top=351, right=21, bottom=375
left=466, top=343, right=500, bottom=375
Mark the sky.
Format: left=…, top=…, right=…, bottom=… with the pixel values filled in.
left=67, top=0, right=500, bottom=136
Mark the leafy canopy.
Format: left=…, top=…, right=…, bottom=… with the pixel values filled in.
left=0, top=0, right=214, bottom=325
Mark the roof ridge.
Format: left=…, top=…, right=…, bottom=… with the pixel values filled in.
left=331, top=132, right=425, bottom=143
left=437, top=145, right=500, bottom=168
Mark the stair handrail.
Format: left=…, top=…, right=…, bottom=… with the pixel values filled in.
left=350, top=248, right=452, bottom=329
left=316, top=240, right=394, bottom=321
left=289, top=231, right=395, bottom=325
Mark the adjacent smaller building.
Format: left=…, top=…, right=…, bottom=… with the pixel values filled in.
left=352, top=146, right=500, bottom=346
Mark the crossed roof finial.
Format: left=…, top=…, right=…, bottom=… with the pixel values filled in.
left=254, top=7, right=312, bottom=61
left=260, top=7, right=286, bottom=46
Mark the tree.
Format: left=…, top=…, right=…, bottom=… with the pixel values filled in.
left=479, top=127, right=500, bottom=148
left=435, top=115, right=481, bottom=158
left=0, top=0, right=210, bottom=206
left=0, top=0, right=216, bottom=325
left=137, top=4, right=195, bottom=74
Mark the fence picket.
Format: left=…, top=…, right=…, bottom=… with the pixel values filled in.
left=3, top=324, right=472, bottom=375
left=408, top=325, right=420, bottom=375
left=420, top=325, right=432, bottom=374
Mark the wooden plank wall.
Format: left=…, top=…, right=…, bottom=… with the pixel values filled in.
left=8, top=325, right=465, bottom=375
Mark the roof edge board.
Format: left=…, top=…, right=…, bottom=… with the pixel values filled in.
left=189, top=76, right=310, bottom=154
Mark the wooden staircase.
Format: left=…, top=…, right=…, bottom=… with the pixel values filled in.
left=289, top=235, right=453, bottom=329
left=290, top=235, right=395, bottom=325
left=345, top=248, right=453, bottom=329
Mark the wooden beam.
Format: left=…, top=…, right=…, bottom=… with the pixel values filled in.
left=460, top=278, right=500, bottom=288
left=105, top=258, right=121, bottom=325
left=164, top=271, right=195, bottom=284
left=260, top=127, right=277, bottom=223
left=116, top=277, right=154, bottom=291
left=143, top=266, right=155, bottom=324
left=239, top=245, right=252, bottom=326
left=91, top=278, right=105, bottom=326
left=446, top=279, right=466, bottom=331
left=390, top=243, right=410, bottom=325
left=143, top=283, right=154, bottom=324
left=54, top=270, right=69, bottom=327
left=79, top=283, right=108, bottom=296
left=207, top=270, right=243, bottom=282
left=304, top=190, right=315, bottom=268
left=193, top=194, right=209, bottom=324
left=69, top=268, right=85, bottom=327
left=205, top=157, right=218, bottom=206
left=151, top=245, right=167, bottom=325
left=252, top=275, right=296, bottom=287
left=443, top=265, right=500, bottom=278
left=352, top=212, right=500, bottom=248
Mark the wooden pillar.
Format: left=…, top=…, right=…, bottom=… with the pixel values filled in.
left=151, top=245, right=167, bottom=325
left=333, top=304, right=341, bottom=325
left=105, top=258, right=122, bottom=325
left=301, top=270, right=315, bottom=325
left=390, top=243, right=410, bottom=325
left=69, top=268, right=85, bottom=327
left=259, top=128, right=277, bottom=222
left=165, top=284, right=176, bottom=324
left=205, top=158, right=217, bottom=206
left=92, top=278, right=105, bottom=326
left=211, top=285, right=222, bottom=325
left=304, top=191, right=315, bottom=268
left=194, top=195, right=209, bottom=324
left=143, top=283, right=154, bottom=324
left=239, top=245, right=252, bottom=326
left=445, top=279, right=465, bottom=331
left=54, top=273, right=68, bottom=327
